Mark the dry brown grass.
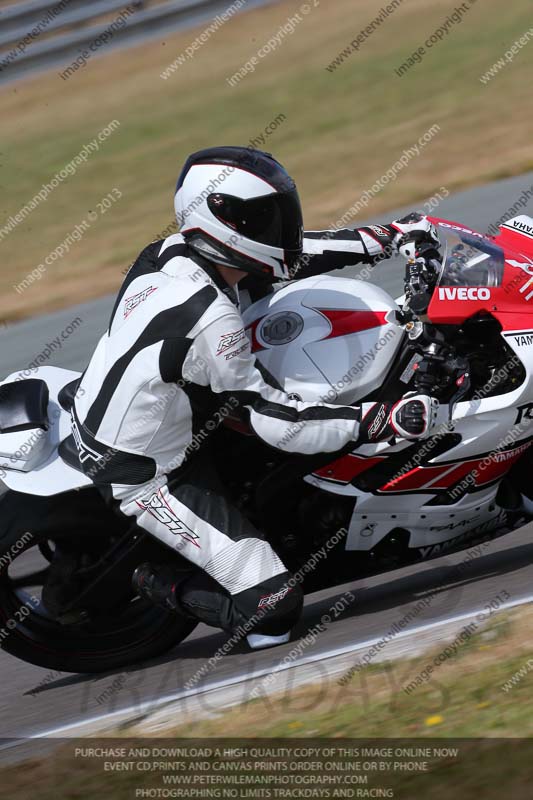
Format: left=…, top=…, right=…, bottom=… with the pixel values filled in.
left=1, top=0, right=532, bottom=320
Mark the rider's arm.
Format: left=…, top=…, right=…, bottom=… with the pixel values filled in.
left=294, top=214, right=440, bottom=280
left=182, top=310, right=436, bottom=452
left=182, top=309, right=362, bottom=455
left=235, top=226, right=393, bottom=308
left=294, top=225, right=396, bottom=279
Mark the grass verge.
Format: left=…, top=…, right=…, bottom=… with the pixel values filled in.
left=3, top=605, right=533, bottom=797
left=0, top=0, right=532, bottom=320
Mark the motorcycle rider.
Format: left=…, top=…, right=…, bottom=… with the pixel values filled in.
left=72, top=146, right=439, bottom=650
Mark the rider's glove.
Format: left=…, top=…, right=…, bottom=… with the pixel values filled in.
left=391, top=393, right=439, bottom=440
left=358, top=393, right=438, bottom=443
left=358, top=213, right=440, bottom=263
left=390, top=212, right=440, bottom=257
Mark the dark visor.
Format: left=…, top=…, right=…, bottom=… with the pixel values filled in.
left=207, top=190, right=303, bottom=251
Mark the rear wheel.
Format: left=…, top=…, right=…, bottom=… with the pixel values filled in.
left=0, top=490, right=197, bottom=673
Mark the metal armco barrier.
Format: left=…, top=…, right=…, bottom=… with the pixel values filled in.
left=0, top=0, right=268, bottom=83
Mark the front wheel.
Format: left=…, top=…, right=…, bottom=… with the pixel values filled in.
left=0, top=489, right=197, bottom=673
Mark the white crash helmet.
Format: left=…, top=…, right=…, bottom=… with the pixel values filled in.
left=174, top=146, right=303, bottom=281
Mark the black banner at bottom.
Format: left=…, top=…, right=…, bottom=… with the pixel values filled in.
left=0, top=738, right=532, bottom=799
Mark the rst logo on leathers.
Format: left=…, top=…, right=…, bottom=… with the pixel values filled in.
left=71, top=418, right=102, bottom=465
left=137, top=489, right=200, bottom=548
left=216, top=328, right=247, bottom=356
left=368, top=225, right=391, bottom=240
left=123, top=286, right=158, bottom=318
left=257, top=586, right=292, bottom=609
left=438, top=287, right=491, bottom=301
left=367, top=404, right=388, bottom=438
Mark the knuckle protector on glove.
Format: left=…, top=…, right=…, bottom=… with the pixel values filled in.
left=392, top=395, right=438, bottom=440
left=392, top=213, right=440, bottom=252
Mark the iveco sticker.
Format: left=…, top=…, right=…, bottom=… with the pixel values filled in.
left=438, top=287, right=491, bottom=300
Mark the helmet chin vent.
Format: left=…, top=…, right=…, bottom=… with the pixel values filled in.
left=187, top=233, right=230, bottom=263
left=186, top=231, right=274, bottom=279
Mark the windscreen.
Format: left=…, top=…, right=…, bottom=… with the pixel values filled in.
left=437, top=226, right=505, bottom=288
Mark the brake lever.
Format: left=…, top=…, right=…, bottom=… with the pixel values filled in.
left=448, top=370, right=471, bottom=422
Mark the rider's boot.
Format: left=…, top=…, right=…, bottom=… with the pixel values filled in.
left=132, top=564, right=295, bottom=650
left=132, top=563, right=192, bottom=614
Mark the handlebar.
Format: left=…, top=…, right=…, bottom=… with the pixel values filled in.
left=398, top=239, right=470, bottom=417
left=400, top=240, right=442, bottom=316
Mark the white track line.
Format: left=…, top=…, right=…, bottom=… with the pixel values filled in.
left=5, top=591, right=533, bottom=745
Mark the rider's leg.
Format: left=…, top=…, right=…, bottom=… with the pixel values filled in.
left=105, top=453, right=303, bottom=646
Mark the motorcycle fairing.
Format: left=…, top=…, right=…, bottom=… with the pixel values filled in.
left=0, top=366, right=92, bottom=496
left=427, top=217, right=533, bottom=329
left=297, top=220, right=533, bottom=554
left=310, top=382, right=533, bottom=551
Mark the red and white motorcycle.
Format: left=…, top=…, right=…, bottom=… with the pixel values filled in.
left=1, top=214, right=533, bottom=672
